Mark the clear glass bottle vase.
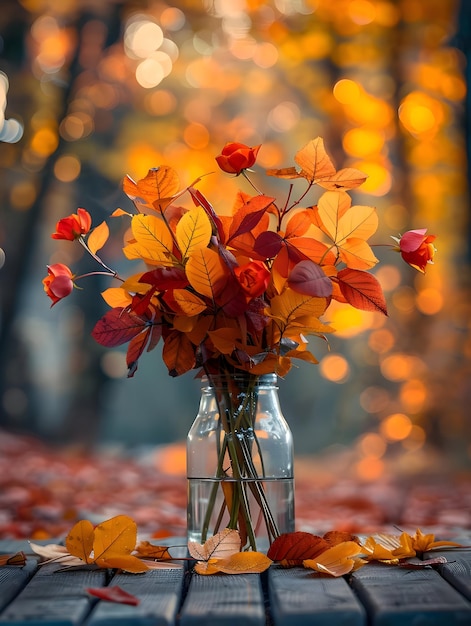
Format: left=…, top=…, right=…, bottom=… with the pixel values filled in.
left=186, top=372, right=295, bottom=551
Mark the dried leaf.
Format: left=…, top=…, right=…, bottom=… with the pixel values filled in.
left=303, top=541, right=362, bottom=577
left=93, top=515, right=138, bottom=563
left=135, top=541, right=172, bottom=561
left=399, top=556, right=448, bottom=569
left=29, top=542, right=84, bottom=566
left=196, top=551, right=272, bottom=575
left=188, top=528, right=241, bottom=561
left=337, top=268, right=388, bottom=315
left=0, top=552, right=26, bottom=566
left=86, top=585, right=140, bottom=606
left=95, top=554, right=148, bottom=573
left=267, top=531, right=330, bottom=567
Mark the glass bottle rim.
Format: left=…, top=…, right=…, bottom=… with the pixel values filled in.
left=201, top=372, right=278, bottom=389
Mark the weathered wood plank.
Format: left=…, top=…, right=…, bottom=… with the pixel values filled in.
left=351, top=562, right=471, bottom=625
left=0, top=559, right=37, bottom=612
left=0, top=563, right=106, bottom=625
left=179, top=573, right=265, bottom=626
left=86, top=567, right=185, bottom=626
left=268, top=566, right=366, bottom=626
left=424, top=548, right=471, bottom=601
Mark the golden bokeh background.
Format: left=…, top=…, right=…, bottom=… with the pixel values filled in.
left=0, top=0, right=469, bottom=483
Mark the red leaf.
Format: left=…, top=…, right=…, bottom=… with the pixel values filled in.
left=287, top=260, right=333, bottom=297
left=91, top=308, right=148, bottom=347
left=267, top=531, right=330, bottom=566
left=228, top=195, right=274, bottom=242
left=337, top=268, right=388, bottom=315
left=253, top=231, right=283, bottom=258
left=86, top=586, right=140, bottom=606
left=126, top=327, right=152, bottom=377
left=187, top=186, right=225, bottom=241
left=139, top=267, right=189, bottom=290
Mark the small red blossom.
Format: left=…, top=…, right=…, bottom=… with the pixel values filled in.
left=396, top=229, right=437, bottom=273
left=234, top=260, right=270, bottom=298
left=51, top=208, right=92, bottom=241
left=43, top=263, right=74, bottom=306
left=216, top=142, right=261, bottom=175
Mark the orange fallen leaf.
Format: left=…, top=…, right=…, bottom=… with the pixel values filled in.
left=135, top=541, right=172, bottom=560
left=195, top=551, right=272, bottom=575
left=303, top=541, right=363, bottom=577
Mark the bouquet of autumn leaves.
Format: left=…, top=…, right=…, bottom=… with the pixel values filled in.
left=43, top=137, right=436, bottom=378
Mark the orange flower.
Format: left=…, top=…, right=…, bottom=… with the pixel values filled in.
left=234, top=261, right=270, bottom=298
left=396, top=229, right=437, bottom=273
left=43, top=263, right=74, bottom=306
left=52, top=208, right=92, bottom=241
left=215, top=142, right=261, bottom=175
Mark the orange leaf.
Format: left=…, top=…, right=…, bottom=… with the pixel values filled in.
left=135, top=541, right=172, bottom=560
left=337, top=268, right=387, bottom=315
left=185, top=247, right=228, bottom=299
left=92, top=515, right=138, bottom=563
left=162, top=330, right=196, bottom=376
left=338, top=238, right=378, bottom=270
left=170, top=289, right=207, bottom=316
left=267, top=531, right=330, bottom=566
left=95, top=554, right=148, bottom=573
left=316, top=167, right=368, bottom=191
left=101, top=287, right=133, bottom=309
left=294, top=137, right=336, bottom=183
left=65, top=519, right=94, bottom=564
left=87, top=221, right=109, bottom=255
left=323, top=530, right=359, bottom=547
left=303, top=541, right=362, bottom=577
left=199, top=552, right=272, bottom=575
left=123, top=167, right=180, bottom=211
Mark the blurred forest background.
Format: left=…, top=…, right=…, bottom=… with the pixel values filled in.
left=0, top=0, right=470, bottom=482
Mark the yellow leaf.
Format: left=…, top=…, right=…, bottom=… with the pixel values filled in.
left=338, top=238, right=378, bottom=270
left=123, top=214, right=175, bottom=266
left=207, top=552, right=273, bottom=575
left=303, top=541, right=362, bottom=577
left=65, top=519, right=94, bottom=564
left=194, top=559, right=222, bottom=575
left=87, top=221, right=109, bottom=255
left=101, top=287, right=132, bottom=308
left=294, top=137, right=336, bottom=183
left=185, top=247, right=227, bottom=299
left=188, top=528, right=241, bottom=561
left=95, top=553, right=149, bottom=573
left=412, top=528, right=462, bottom=553
left=93, top=515, right=138, bottom=563
left=176, top=205, right=212, bottom=261
left=361, top=536, right=397, bottom=562
left=172, top=288, right=207, bottom=316
left=270, top=289, right=329, bottom=330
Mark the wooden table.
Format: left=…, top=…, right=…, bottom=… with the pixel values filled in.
left=1, top=536, right=471, bottom=625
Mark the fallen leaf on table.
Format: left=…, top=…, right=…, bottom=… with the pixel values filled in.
left=194, top=551, right=272, bottom=575
left=411, top=528, right=463, bottom=553
left=135, top=541, right=172, bottom=560
left=267, top=531, right=329, bottom=567
left=399, top=556, right=448, bottom=569
left=303, top=541, right=364, bottom=577
left=0, top=552, right=26, bottom=566
left=86, top=585, right=140, bottom=605
left=188, top=528, right=241, bottom=561
left=29, top=542, right=85, bottom=566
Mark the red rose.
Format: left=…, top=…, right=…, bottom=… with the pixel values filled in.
left=215, top=142, right=261, bottom=175
left=51, top=208, right=92, bottom=241
left=397, top=229, right=437, bottom=273
left=43, top=263, right=74, bottom=306
left=234, top=260, right=270, bottom=298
